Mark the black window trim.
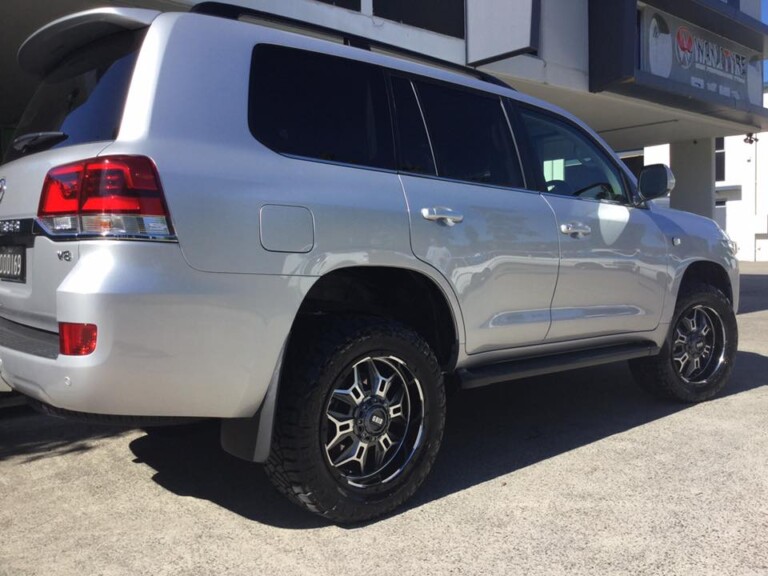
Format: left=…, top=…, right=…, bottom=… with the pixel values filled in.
left=508, top=100, right=639, bottom=207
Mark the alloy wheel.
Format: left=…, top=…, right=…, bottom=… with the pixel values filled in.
left=323, top=355, right=425, bottom=488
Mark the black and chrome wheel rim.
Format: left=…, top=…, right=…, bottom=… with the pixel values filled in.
left=672, top=304, right=727, bottom=385
left=322, top=355, right=425, bottom=489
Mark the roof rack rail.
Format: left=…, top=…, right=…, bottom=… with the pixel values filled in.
left=190, top=2, right=514, bottom=90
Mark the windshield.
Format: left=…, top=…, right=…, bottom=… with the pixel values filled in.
left=3, top=30, right=144, bottom=164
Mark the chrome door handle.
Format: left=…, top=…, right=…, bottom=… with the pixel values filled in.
left=421, top=207, right=464, bottom=227
left=560, top=222, right=592, bottom=237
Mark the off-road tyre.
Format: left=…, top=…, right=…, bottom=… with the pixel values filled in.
left=630, top=283, right=737, bottom=403
left=265, top=315, right=446, bottom=524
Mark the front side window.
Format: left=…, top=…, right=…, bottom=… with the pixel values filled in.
left=415, top=81, right=524, bottom=188
left=249, top=45, right=394, bottom=170
left=519, top=109, right=628, bottom=204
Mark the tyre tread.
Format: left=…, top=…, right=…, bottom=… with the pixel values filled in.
left=265, top=315, right=445, bottom=523
left=630, top=283, right=737, bottom=403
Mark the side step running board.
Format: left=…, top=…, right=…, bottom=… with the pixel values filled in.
left=457, top=343, right=660, bottom=390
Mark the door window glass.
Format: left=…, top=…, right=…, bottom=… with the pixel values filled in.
left=415, top=81, right=524, bottom=188
left=390, top=76, right=436, bottom=175
left=520, top=109, right=628, bottom=203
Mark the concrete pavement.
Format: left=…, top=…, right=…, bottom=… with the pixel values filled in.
left=1, top=263, right=767, bottom=576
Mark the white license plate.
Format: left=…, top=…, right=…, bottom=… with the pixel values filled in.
left=0, top=246, right=25, bottom=283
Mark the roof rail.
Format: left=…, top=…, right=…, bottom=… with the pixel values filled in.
left=190, top=2, right=514, bottom=90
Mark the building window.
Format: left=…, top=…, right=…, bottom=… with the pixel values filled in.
left=716, top=137, right=725, bottom=182
left=316, top=0, right=361, bottom=10
left=373, top=0, right=465, bottom=39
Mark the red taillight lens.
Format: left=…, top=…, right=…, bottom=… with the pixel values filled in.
left=41, top=164, right=83, bottom=214
left=59, top=323, right=98, bottom=356
left=38, top=156, right=174, bottom=239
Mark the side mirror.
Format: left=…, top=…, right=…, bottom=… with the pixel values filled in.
left=637, top=164, right=675, bottom=202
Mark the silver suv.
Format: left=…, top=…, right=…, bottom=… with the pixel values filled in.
left=0, top=5, right=738, bottom=523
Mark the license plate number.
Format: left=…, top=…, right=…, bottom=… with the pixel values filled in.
left=0, top=246, right=25, bottom=282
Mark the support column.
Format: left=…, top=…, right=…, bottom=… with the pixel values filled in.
left=669, top=139, right=716, bottom=219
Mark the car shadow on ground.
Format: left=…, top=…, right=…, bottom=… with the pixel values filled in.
left=123, top=349, right=768, bottom=530
left=0, top=404, right=131, bottom=463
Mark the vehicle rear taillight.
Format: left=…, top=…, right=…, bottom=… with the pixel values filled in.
left=38, top=156, right=174, bottom=240
left=59, top=323, right=98, bottom=356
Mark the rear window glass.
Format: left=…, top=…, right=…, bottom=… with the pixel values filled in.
left=4, top=31, right=143, bottom=164
left=249, top=44, right=395, bottom=170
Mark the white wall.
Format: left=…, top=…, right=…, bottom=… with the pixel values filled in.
left=478, top=0, right=590, bottom=91
left=644, top=144, right=670, bottom=166
left=740, top=0, right=761, bottom=20
left=718, top=92, right=768, bottom=262
left=720, top=135, right=758, bottom=261
left=466, top=0, right=539, bottom=64
left=645, top=92, right=768, bottom=262
left=180, top=0, right=465, bottom=63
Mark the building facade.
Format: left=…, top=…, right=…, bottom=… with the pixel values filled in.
left=1, top=0, right=767, bottom=254
left=644, top=88, right=768, bottom=261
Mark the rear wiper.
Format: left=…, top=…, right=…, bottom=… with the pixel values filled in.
left=11, top=132, right=68, bottom=154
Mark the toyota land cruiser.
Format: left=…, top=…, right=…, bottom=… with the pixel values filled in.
left=0, top=3, right=738, bottom=522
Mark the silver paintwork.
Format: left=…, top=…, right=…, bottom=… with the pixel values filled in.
left=18, top=8, right=160, bottom=77
left=542, top=195, right=669, bottom=341
left=2, top=240, right=311, bottom=417
left=404, top=175, right=559, bottom=352
left=0, top=9, right=739, bottom=461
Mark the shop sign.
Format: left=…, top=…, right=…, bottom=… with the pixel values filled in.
left=641, top=8, right=762, bottom=106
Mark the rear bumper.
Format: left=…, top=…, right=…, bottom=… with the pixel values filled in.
left=0, top=241, right=308, bottom=418
left=0, top=316, right=58, bottom=358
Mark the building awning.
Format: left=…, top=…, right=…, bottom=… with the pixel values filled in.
left=590, top=0, right=768, bottom=131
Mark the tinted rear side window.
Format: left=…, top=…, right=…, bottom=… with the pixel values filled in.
left=249, top=45, right=394, bottom=170
left=390, top=76, right=436, bottom=175
left=415, top=82, right=523, bottom=188
left=4, top=31, right=143, bottom=164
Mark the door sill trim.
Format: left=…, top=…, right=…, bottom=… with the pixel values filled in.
left=457, top=342, right=660, bottom=389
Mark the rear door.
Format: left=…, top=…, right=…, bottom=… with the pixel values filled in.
left=392, top=76, right=560, bottom=354
left=516, top=106, right=668, bottom=341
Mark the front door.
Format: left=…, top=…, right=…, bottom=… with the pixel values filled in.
left=517, top=107, right=668, bottom=342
